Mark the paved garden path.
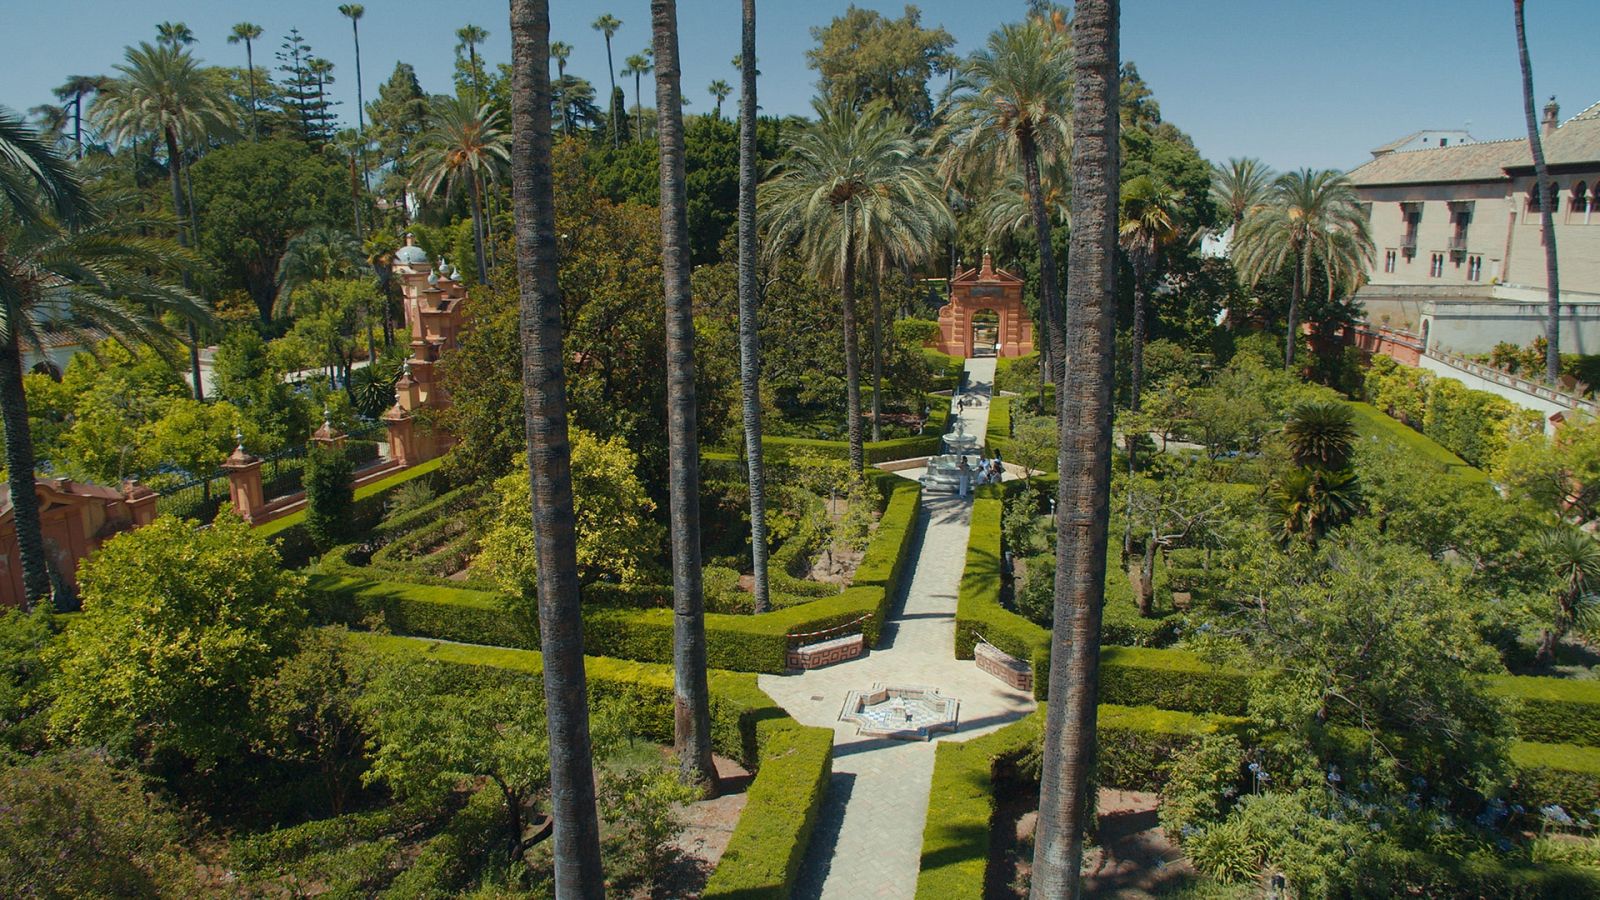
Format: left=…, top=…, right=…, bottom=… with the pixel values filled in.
left=760, top=357, right=1037, bottom=900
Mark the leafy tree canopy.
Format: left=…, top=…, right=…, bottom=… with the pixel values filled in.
left=49, top=515, right=306, bottom=765
left=807, top=4, right=954, bottom=128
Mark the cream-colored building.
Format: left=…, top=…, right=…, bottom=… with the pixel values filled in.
left=1347, top=99, right=1600, bottom=353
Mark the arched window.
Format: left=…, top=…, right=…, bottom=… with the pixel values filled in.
left=1572, top=182, right=1589, bottom=215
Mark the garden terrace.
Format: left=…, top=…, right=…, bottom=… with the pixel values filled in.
left=307, top=469, right=925, bottom=674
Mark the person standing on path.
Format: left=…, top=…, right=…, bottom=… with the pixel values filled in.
left=958, top=456, right=971, bottom=497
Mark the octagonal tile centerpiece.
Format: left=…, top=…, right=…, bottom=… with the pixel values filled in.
left=839, top=684, right=960, bottom=741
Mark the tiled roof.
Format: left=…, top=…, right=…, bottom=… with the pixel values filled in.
left=1348, top=99, right=1600, bottom=186
left=1370, top=131, right=1425, bottom=155
left=1346, top=139, right=1528, bottom=186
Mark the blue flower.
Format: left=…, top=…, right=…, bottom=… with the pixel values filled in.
left=1248, top=762, right=1261, bottom=773
left=1327, top=770, right=1342, bottom=783
left=1541, top=805, right=1574, bottom=826
left=1511, top=804, right=1526, bottom=815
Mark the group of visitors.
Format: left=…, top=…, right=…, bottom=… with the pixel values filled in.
left=956, top=452, right=1006, bottom=497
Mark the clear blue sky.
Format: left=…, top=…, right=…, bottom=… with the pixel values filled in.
left=6, top=1, right=1595, bottom=171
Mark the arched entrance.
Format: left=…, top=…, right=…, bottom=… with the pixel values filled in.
left=971, top=309, right=999, bottom=357
left=933, top=253, right=1034, bottom=358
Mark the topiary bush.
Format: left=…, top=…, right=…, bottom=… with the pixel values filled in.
left=304, top=446, right=355, bottom=551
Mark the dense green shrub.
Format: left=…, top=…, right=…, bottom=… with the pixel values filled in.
left=1361, top=357, right=1538, bottom=470
left=953, top=499, right=1050, bottom=693
left=304, top=446, right=355, bottom=551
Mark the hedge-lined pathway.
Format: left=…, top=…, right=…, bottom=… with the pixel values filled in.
left=761, top=357, right=1036, bottom=900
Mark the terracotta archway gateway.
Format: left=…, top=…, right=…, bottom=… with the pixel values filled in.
left=934, top=253, right=1035, bottom=358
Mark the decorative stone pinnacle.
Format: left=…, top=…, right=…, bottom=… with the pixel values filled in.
left=234, top=429, right=245, bottom=452
left=323, top=406, right=332, bottom=428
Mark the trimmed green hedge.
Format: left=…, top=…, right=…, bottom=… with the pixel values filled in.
left=1510, top=740, right=1600, bottom=816
left=1098, top=703, right=1249, bottom=792
left=1345, top=400, right=1487, bottom=482
left=312, top=478, right=925, bottom=674
left=916, top=713, right=1042, bottom=899
left=349, top=633, right=833, bottom=898
left=1098, top=646, right=1249, bottom=716
left=953, top=499, right=1050, bottom=699
left=702, top=722, right=834, bottom=898
left=1490, top=674, right=1600, bottom=748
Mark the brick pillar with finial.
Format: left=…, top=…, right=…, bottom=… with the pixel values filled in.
left=221, top=431, right=266, bottom=522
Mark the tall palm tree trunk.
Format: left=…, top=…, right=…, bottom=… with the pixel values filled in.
left=605, top=36, right=619, bottom=148
left=245, top=40, right=259, bottom=140
left=1020, top=128, right=1066, bottom=403
left=508, top=2, right=605, bottom=894
left=1515, top=0, right=1561, bottom=383
left=164, top=128, right=204, bottom=400
left=1032, top=0, right=1119, bottom=895
left=72, top=96, right=83, bottom=160
left=634, top=73, right=644, bottom=144
left=871, top=264, right=884, bottom=443
left=469, top=171, right=489, bottom=283
left=737, top=0, right=770, bottom=613
left=653, top=0, right=717, bottom=792
left=1284, top=244, right=1304, bottom=370
left=841, top=237, right=865, bottom=473
left=0, top=340, right=50, bottom=609
left=351, top=19, right=370, bottom=191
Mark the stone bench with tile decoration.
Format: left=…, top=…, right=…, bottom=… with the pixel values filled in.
left=975, top=641, right=1032, bottom=693
left=786, top=633, right=865, bottom=670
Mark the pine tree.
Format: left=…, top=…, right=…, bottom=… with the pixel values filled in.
left=275, top=29, right=332, bottom=146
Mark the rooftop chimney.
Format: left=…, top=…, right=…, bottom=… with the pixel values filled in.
left=1543, top=96, right=1560, bottom=137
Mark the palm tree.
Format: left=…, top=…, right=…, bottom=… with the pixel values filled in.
left=551, top=40, right=572, bottom=79
left=1210, top=156, right=1275, bottom=236
left=155, top=21, right=195, bottom=48
left=1283, top=400, right=1356, bottom=470
left=1266, top=467, right=1361, bottom=546
left=227, top=23, right=264, bottom=139
left=276, top=225, right=364, bottom=303
left=0, top=110, right=83, bottom=228
left=411, top=96, right=510, bottom=284
left=26, top=105, right=68, bottom=150
left=93, top=41, right=234, bottom=401
left=1118, top=175, right=1182, bottom=411
left=53, top=76, right=107, bottom=161
left=622, top=50, right=653, bottom=143
left=550, top=41, right=574, bottom=132
left=651, top=0, right=716, bottom=794
left=1, top=178, right=213, bottom=609
left=1231, top=169, right=1374, bottom=370
left=455, top=24, right=489, bottom=104
left=508, top=2, right=605, bottom=893
left=339, top=5, right=370, bottom=191
left=934, top=17, right=1072, bottom=396
left=592, top=14, right=623, bottom=146
left=1030, top=0, right=1119, bottom=894
left=761, top=100, right=950, bottom=472
left=979, top=167, right=1070, bottom=244
left=1514, top=0, right=1561, bottom=384
left=1532, top=525, right=1600, bottom=663
left=708, top=79, right=732, bottom=119
left=737, top=0, right=770, bottom=612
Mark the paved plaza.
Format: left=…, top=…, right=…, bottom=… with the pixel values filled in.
left=760, top=357, right=1038, bottom=900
